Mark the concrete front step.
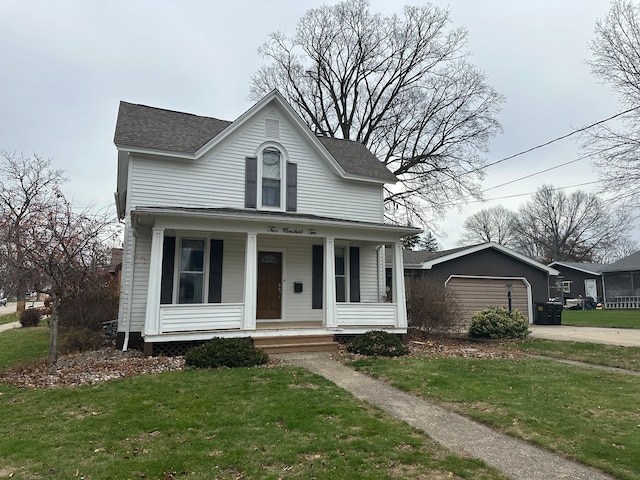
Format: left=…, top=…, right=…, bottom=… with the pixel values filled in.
left=254, top=335, right=338, bottom=354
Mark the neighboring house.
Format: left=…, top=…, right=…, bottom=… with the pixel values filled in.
left=401, top=242, right=560, bottom=325
left=550, top=250, right=640, bottom=308
left=546, top=261, right=604, bottom=302
left=113, top=90, right=418, bottom=355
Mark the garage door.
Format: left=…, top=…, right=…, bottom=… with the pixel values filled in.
left=446, top=276, right=531, bottom=326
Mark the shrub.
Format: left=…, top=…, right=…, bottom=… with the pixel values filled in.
left=406, top=276, right=464, bottom=334
left=346, top=330, right=409, bottom=357
left=468, top=307, right=530, bottom=339
left=20, top=308, right=42, bottom=328
left=185, top=337, right=268, bottom=369
left=59, top=327, right=107, bottom=354
left=58, top=275, right=119, bottom=332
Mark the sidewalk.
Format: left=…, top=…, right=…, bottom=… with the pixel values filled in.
left=529, top=324, right=640, bottom=347
left=0, top=321, right=20, bottom=333
left=276, top=351, right=614, bottom=480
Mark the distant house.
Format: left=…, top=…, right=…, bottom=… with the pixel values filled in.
left=401, top=242, right=560, bottom=325
left=550, top=250, right=640, bottom=308
left=113, top=90, right=418, bottom=355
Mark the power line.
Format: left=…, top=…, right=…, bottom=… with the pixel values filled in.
left=459, top=105, right=640, bottom=179
left=463, top=180, right=602, bottom=205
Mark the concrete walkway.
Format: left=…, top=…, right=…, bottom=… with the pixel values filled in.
left=529, top=324, right=640, bottom=347
left=276, top=351, right=614, bottom=480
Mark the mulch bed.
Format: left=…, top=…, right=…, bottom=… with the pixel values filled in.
left=0, top=331, right=525, bottom=389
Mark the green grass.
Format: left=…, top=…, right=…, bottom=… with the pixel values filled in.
left=0, top=311, right=19, bottom=326
left=350, top=356, right=640, bottom=480
left=561, top=309, right=640, bottom=328
left=508, top=338, right=640, bottom=371
left=0, top=330, right=505, bottom=479
left=0, top=326, right=49, bottom=369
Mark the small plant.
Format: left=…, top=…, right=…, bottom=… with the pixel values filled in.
left=346, top=330, right=409, bottom=357
left=59, top=327, right=106, bottom=354
left=20, top=308, right=43, bottom=328
left=185, top=337, right=268, bottom=369
left=468, top=306, right=530, bottom=339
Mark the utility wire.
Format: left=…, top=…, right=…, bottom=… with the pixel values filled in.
left=458, top=105, right=640, bottom=179
left=461, top=180, right=602, bottom=205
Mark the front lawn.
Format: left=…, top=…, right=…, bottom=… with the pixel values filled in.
left=561, top=309, right=640, bottom=328
left=350, top=355, right=640, bottom=480
left=0, top=327, right=505, bottom=480
left=508, top=338, right=640, bottom=371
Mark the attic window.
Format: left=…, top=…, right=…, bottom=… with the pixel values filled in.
left=265, top=118, right=280, bottom=138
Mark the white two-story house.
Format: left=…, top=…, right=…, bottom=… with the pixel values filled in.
left=114, top=90, right=418, bottom=355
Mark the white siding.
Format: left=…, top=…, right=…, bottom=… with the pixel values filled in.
left=128, top=109, right=385, bottom=223
left=160, top=304, right=243, bottom=332
left=130, top=228, right=152, bottom=332
left=219, top=232, right=246, bottom=303
left=360, top=245, right=381, bottom=302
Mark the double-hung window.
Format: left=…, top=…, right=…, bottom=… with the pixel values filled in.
left=178, top=239, right=205, bottom=304
left=261, top=147, right=281, bottom=208
left=335, top=246, right=347, bottom=302
left=160, top=237, right=224, bottom=305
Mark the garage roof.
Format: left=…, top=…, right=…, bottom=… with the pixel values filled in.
left=404, top=242, right=560, bottom=275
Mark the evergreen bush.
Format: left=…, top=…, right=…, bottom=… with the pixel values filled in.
left=468, top=306, right=530, bottom=339
left=346, top=330, right=409, bottom=357
left=185, top=337, right=268, bottom=369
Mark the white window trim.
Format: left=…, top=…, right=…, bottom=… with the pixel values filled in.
left=256, top=142, right=287, bottom=211
left=173, top=235, right=212, bottom=304
left=335, top=244, right=350, bottom=303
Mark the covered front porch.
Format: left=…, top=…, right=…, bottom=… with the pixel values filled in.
left=120, top=207, right=417, bottom=353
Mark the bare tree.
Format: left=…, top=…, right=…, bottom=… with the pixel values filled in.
left=0, top=150, right=119, bottom=363
left=511, top=185, right=631, bottom=263
left=583, top=0, right=640, bottom=207
left=601, top=236, right=639, bottom=263
left=459, top=205, right=517, bottom=246
left=25, top=196, right=118, bottom=363
left=250, top=0, right=504, bottom=223
left=0, top=151, right=66, bottom=312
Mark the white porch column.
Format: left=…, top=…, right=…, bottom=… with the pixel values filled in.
left=144, top=227, right=165, bottom=335
left=243, top=232, right=258, bottom=330
left=392, top=241, right=408, bottom=328
left=324, top=236, right=337, bottom=328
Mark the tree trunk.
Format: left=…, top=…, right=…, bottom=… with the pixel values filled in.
left=48, top=295, right=59, bottom=364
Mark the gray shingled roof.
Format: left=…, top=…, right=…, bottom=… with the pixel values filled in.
left=114, top=101, right=396, bottom=182
left=317, top=136, right=397, bottom=182
left=114, top=102, right=231, bottom=154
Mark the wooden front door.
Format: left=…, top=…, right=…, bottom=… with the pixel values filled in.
left=257, top=251, right=282, bottom=319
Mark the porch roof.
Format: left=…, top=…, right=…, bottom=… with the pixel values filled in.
left=131, top=206, right=421, bottom=238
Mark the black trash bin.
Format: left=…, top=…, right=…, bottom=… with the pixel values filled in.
left=534, top=302, right=563, bottom=325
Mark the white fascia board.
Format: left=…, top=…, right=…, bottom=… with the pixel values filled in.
left=132, top=207, right=420, bottom=240
left=548, top=261, right=603, bottom=276
left=115, top=144, right=196, bottom=160
left=420, top=242, right=561, bottom=275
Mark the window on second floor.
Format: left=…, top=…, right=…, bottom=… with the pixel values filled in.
left=245, top=144, right=297, bottom=212
left=261, top=147, right=281, bottom=208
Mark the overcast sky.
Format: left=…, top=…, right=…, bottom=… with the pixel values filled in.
left=1, top=0, right=637, bottom=249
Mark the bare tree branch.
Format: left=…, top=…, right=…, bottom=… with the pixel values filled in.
left=250, top=0, right=504, bottom=224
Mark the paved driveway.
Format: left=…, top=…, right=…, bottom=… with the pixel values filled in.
left=529, top=325, right=640, bottom=347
